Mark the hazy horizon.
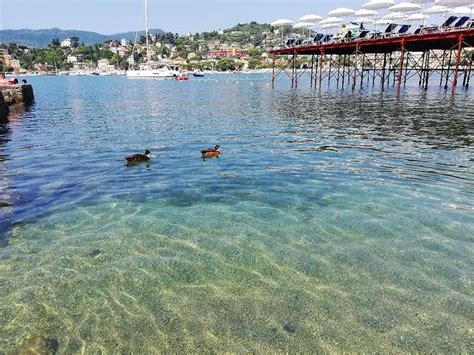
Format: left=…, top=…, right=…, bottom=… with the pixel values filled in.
left=1, top=0, right=359, bottom=35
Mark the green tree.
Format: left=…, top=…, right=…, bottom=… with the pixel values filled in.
left=216, top=58, right=243, bottom=71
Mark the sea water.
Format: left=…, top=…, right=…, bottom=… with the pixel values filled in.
left=0, top=74, right=472, bottom=352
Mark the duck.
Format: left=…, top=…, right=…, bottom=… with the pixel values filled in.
left=125, top=150, right=151, bottom=163
left=201, top=145, right=221, bottom=159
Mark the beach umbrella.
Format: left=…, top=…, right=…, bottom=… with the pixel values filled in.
left=293, top=22, right=314, bottom=41
left=408, top=0, right=434, bottom=3
left=435, top=0, right=474, bottom=6
left=355, top=17, right=376, bottom=24
left=271, top=19, right=294, bottom=27
left=451, top=6, right=474, bottom=14
left=321, top=23, right=342, bottom=31
left=406, top=13, right=430, bottom=21
left=271, top=19, right=294, bottom=47
left=389, top=2, right=422, bottom=12
left=362, top=0, right=396, bottom=10
left=297, top=14, right=323, bottom=23
left=384, top=12, right=409, bottom=20
left=408, top=0, right=434, bottom=13
left=355, top=9, right=379, bottom=17
left=406, top=11, right=430, bottom=24
left=328, top=8, right=356, bottom=17
left=423, top=5, right=450, bottom=14
left=293, top=22, right=314, bottom=29
left=320, top=17, right=345, bottom=25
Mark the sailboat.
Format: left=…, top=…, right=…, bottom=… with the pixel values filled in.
left=127, top=0, right=180, bottom=79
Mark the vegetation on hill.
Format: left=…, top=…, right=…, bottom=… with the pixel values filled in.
left=0, top=28, right=165, bottom=48
left=1, top=22, right=279, bottom=72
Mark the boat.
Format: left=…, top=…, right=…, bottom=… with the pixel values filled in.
left=126, top=0, right=180, bottom=79
left=193, top=72, right=205, bottom=78
left=175, top=75, right=189, bottom=81
left=127, top=64, right=180, bottom=79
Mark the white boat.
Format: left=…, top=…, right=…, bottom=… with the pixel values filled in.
left=126, top=0, right=179, bottom=79
left=127, top=64, right=179, bottom=79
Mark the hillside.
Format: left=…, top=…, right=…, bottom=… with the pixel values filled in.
left=0, top=28, right=165, bottom=47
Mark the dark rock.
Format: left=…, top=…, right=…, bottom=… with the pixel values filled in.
left=0, top=92, right=8, bottom=123
left=18, top=335, right=59, bottom=355
left=0, top=84, right=35, bottom=105
left=90, top=249, right=102, bottom=258
left=283, top=323, right=296, bottom=334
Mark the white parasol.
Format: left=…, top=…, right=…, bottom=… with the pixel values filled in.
left=362, top=0, right=396, bottom=10
left=328, top=8, right=356, bottom=17
left=355, top=9, right=379, bottom=17
left=271, top=19, right=294, bottom=27
left=389, top=2, right=422, bottom=12
left=435, top=0, right=474, bottom=6
left=320, top=17, right=345, bottom=25
left=297, top=14, right=323, bottom=23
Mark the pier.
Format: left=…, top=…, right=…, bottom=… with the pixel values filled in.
left=270, top=28, right=474, bottom=93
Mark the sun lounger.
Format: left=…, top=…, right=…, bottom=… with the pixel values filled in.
left=397, top=24, right=411, bottom=36
left=442, top=16, right=458, bottom=29
left=314, top=33, right=324, bottom=44
left=355, top=30, right=371, bottom=41
left=452, top=16, right=470, bottom=29
left=382, top=24, right=398, bottom=38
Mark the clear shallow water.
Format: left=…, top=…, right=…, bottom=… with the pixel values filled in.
left=0, top=74, right=473, bottom=352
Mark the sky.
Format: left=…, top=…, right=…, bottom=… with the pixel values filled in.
left=0, top=0, right=363, bottom=34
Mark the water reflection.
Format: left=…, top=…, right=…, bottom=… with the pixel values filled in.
left=268, top=90, right=472, bottom=150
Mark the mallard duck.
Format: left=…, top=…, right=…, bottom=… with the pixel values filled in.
left=201, top=145, right=221, bottom=159
left=125, top=150, right=151, bottom=163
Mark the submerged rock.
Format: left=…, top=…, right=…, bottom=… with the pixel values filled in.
left=283, top=323, right=296, bottom=334
left=18, top=336, right=58, bottom=355
left=90, top=249, right=102, bottom=258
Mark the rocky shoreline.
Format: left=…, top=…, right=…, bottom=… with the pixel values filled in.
left=0, top=84, right=35, bottom=122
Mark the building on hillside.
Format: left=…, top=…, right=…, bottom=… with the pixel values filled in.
left=33, top=63, right=53, bottom=73
left=60, top=37, right=79, bottom=48
left=171, top=56, right=186, bottom=65
left=73, top=62, right=89, bottom=71
left=9, top=59, right=21, bottom=73
left=97, top=59, right=115, bottom=72
left=67, top=56, right=78, bottom=64
left=61, top=39, right=72, bottom=48
left=207, top=48, right=250, bottom=59
left=117, top=47, right=129, bottom=58
left=120, top=39, right=129, bottom=47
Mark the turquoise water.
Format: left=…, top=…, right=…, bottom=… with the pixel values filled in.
left=0, top=74, right=473, bottom=352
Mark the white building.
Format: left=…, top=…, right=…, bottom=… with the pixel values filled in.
left=97, top=59, right=115, bottom=71
left=67, top=55, right=78, bottom=64
left=120, top=39, right=129, bottom=47
left=61, top=39, right=72, bottom=48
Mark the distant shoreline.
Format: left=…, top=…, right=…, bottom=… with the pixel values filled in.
left=5, top=69, right=274, bottom=77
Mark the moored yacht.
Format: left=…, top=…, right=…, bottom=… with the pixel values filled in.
left=126, top=0, right=180, bottom=79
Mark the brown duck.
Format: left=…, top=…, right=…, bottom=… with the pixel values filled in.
left=125, top=150, right=151, bottom=163
left=201, top=145, right=221, bottom=159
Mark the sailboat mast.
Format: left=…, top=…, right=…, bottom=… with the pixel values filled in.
left=145, top=0, right=150, bottom=61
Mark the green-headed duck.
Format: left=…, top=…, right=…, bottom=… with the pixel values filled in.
left=125, top=150, right=151, bottom=163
